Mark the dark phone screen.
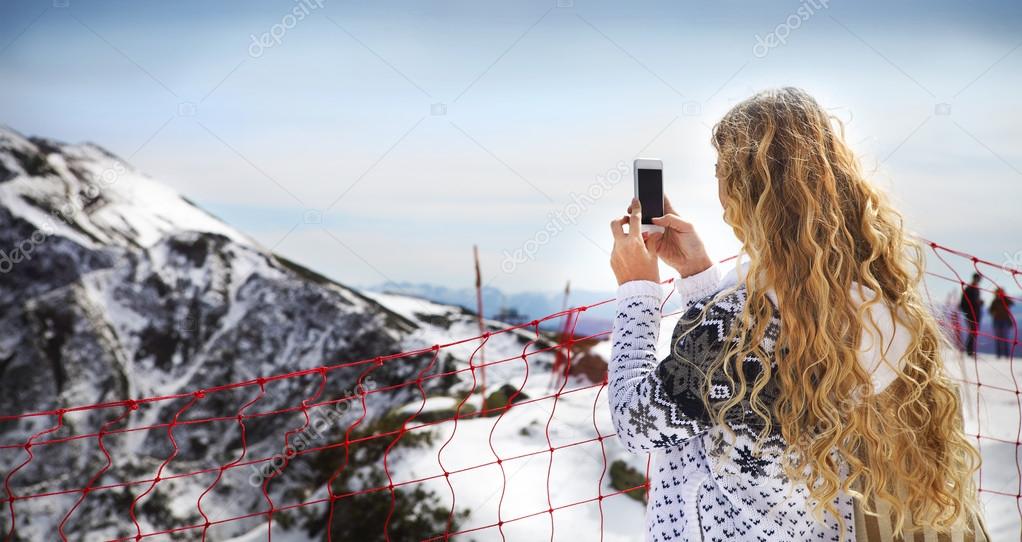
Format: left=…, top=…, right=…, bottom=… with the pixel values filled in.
left=637, top=168, right=664, bottom=225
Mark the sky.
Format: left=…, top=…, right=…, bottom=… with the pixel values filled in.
left=1, top=0, right=1020, bottom=297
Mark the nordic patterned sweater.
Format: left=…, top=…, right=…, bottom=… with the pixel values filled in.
left=610, top=265, right=864, bottom=542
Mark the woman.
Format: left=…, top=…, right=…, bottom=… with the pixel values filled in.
left=608, top=88, right=980, bottom=541
left=989, top=287, right=1015, bottom=358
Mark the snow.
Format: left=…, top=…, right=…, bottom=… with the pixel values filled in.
left=358, top=288, right=647, bottom=539
left=224, top=523, right=313, bottom=542
left=946, top=352, right=1022, bottom=540
left=385, top=376, right=645, bottom=541
left=365, top=291, right=460, bottom=318
left=0, top=127, right=255, bottom=251
left=363, top=289, right=550, bottom=390
left=588, top=338, right=612, bottom=364
left=81, top=166, right=251, bottom=248
left=397, top=396, right=459, bottom=416
left=0, top=175, right=99, bottom=248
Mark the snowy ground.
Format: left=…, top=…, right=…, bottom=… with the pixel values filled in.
left=946, top=351, right=1022, bottom=540
left=223, top=292, right=1022, bottom=541
left=362, top=291, right=649, bottom=540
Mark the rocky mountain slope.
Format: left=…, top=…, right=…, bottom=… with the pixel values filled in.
left=0, top=126, right=574, bottom=540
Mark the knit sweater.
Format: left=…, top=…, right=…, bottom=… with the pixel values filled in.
left=609, top=265, right=860, bottom=542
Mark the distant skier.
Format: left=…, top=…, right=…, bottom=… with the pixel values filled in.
left=960, top=273, right=983, bottom=356
left=989, top=287, right=1015, bottom=358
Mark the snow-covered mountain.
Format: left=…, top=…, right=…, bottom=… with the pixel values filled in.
left=0, top=126, right=633, bottom=540
left=0, top=127, right=408, bottom=414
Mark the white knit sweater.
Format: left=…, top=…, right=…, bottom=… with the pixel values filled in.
left=609, top=263, right=905, bottom=541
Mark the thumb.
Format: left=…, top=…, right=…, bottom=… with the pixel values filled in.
left=652, top=214, right=693, bottom=232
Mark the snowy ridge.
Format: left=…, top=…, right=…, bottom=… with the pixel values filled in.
left=0, top=125, right=252, bottom=250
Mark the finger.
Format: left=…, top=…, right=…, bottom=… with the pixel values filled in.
left=617, top=215, right=632, bottom=236
left=609, top=217, right=625, bottom=240
left=652, top=213, right=694, bottom=232
left=628, top=198, right=641, bottom=237
left=618, top=214, right=633, bottom=236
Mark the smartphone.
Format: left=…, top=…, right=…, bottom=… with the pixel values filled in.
left=633, top=158, right=665, bottom=233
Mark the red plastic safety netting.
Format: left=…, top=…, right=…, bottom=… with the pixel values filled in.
left=1, top=239, right=1019, bottom=541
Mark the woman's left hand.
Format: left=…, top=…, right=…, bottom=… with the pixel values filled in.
left=609, top=198, right=660, bottom=286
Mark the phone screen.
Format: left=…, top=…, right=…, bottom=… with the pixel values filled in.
left=636, top=168, right=664, bottom=225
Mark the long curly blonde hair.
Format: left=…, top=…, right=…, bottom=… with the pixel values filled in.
left=707, top=87, right=979, bottom=536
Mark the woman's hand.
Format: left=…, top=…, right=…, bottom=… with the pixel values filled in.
left=647, top=196, right=712, bottom=278
left=610, top=199, right=660, bottom=286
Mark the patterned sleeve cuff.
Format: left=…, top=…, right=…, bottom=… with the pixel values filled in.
left=613, top=281, right=663, bottom=357
left=676, top=265, right=721, bottom=304
left=616, top=280, right=663, bottom=301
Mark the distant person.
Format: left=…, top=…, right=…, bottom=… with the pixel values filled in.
left=960, top=273, right=983, bottom=355
left=989, top=287, right=1015, bottom=358
left=608, top=88, right=981, bottom=541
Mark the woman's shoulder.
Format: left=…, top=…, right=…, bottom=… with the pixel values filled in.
left=671, top=287, right=743, bottom=347
left=672, top=285, right=781, bottom=355
left=680, top=285, right=765, bottom=326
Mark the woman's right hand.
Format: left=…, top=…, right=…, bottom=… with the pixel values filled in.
left=648, top=196, right=713, bottom=278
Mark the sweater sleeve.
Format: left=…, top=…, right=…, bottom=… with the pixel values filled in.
left=608, top=266, right=729, bottom=453
left=673, top=265, right=722, bottom=306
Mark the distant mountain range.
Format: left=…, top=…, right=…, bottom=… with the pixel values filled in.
left=368, top=281, right=617, bottom=336
left=375, top=281, right=1022, bottom=355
